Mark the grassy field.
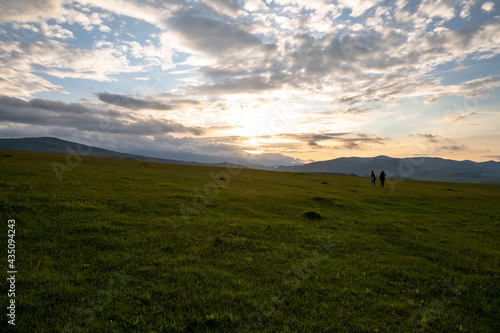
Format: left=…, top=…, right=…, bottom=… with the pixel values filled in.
left=1, top=150, right=499, bottom=332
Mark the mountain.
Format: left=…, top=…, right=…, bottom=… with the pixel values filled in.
left=276, top=155, right=500, bottom=184
left=0, top=137, right=247, bottom=169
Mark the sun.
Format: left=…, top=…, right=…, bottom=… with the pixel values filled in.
left=239, top=111, right=275, bottom=137
left=228, top=106, right=288, bottom=138
left=245, top=137, right=262, bottom=146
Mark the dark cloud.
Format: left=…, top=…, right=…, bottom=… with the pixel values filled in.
left=416, top=133, right=439, bottom=143
left=188, top=75, right=276, bottom=95
left=0, top=95, right=204, bottom=135
left=165, top=9, right=281, bottom=98
left=96, top=93, right=174, bottom=110
left=342, top=105, right=376, bottom=114
left=1, top=95, right=94, bottom=114
left=169, top=14, right=275, bottom=56
left=96, top=92, right=201, bottom=111
left=280, top=132, right=385, bottom=149
left=187, top=61, right=294, bottom=96
left=413, top=133, right=468, bottom=153
left=441, top=145, right=466, bottom=152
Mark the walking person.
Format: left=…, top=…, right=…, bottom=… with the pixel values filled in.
left=370, top=170, right=376, bottom=186
left=379, top=171, right=386, bottom=187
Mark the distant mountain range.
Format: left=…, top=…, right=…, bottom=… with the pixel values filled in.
left=0, top=137, right=248, bottom=169
left=276, top=155, right=500, bottom=184
left=1, top=137, right=499, bottom=184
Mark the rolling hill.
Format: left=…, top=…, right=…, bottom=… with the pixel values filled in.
left=1, top=149, right=499, bottom=331
left=0, top=137, right=247, bottom=169
left=1, top=137, right=499, bottom=184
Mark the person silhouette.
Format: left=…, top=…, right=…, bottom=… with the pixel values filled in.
left=370, top=170, right=376, bottom=186
left=379, top=171, right=386, bottom=187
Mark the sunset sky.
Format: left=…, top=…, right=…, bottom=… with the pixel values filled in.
left=1, top=0, right=499, bottom=166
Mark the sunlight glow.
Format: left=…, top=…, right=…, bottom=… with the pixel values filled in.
left=231, top=108, right=283, bottom=137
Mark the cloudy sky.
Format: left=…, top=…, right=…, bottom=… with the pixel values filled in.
left=1, top=0, right=499, bottom=165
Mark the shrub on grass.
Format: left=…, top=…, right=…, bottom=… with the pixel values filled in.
left=302, top=211, right=322, bottom=220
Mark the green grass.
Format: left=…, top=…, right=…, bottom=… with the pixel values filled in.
left=1, top=150, right=499, bottom=332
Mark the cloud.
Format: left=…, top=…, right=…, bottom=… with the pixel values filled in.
left=40, top=22, right=75, bottom=39
left=23, top=39, right=141, bottom=80
left=135, top=136, right=304, bottom=166
left=173, top=5, right=499, bottom=106
left=332, top=78, right=440, bottom=106
left=78, top=133, right=302, bottom=166
left=481, top=2, right=495, bottom=12
left=417, top=0, right=458, bottom=21
left=280, top=132, right=386, bottom=149
left=447, top=65, right=470, bottom=72
left=0, top=95, right=204, bottom=135
left=456, top=76, right=500, bottom=97
left=415, top=0, right=478, bottom=21
left=416, top=133, right=439, bottom=143
left=0, top=66, right=62, bottom=98
left=417, top=75, right=500, bottom=107
left=342, top=105, right=378, bottom=114
left=3, top=0, right=499, bottom=106
left=7, top=0, right=492, bottom=107
left=446, top=112, right=477, bottom=122
left=244, top=0, right=268, bottom=12
left=0, top=38, right=145, bottom=96
left=338, top=0, right=382, bottom=17
left=0, top=4, right=177, bottom=96
left=0, top=0, right=63, bottom=23
left=96, top=92, right=202, bottom=111
left=70, top=0, right=180, bottom=26
left=55, top=7, right=112, bottom=32
left=168, top=14, right=275, bottom=57
left=460, top=0, right=475, bottom=19
left=440, top=144, right=466, bottom=151
left=121, top=40, right=173, bottom=69
left=96, top=93, right=174, bottom=110
left=299, top=133, right=350, bottom=147
left=414, top=133, right=467, bottom=153
left=187, top=75, right=277, bottom=96
left=201, top=0, right=242, bottom=16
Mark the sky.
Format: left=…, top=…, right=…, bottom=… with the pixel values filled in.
left=0, top=0, right=499, bottom=166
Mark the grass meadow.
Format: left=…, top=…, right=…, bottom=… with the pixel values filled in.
left=1, top=150, right=499, bottom=332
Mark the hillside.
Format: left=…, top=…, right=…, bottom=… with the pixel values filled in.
left=0, top=137, right=247, bottom=169
left=1, top=150, right=499, bottom=332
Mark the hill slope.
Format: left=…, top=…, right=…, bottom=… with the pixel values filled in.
left=0, top=137, right=246, bottom=169
left=1, top=150, right=499, bottom=332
